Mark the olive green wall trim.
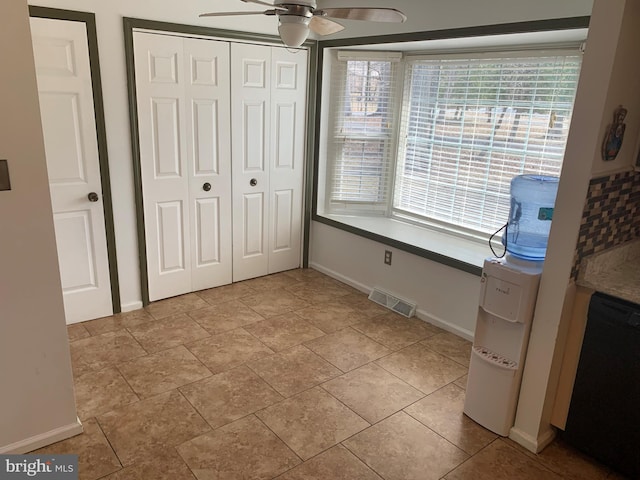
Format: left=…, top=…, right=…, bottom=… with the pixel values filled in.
left=123, top=17, right=302, bottom=46
left=122, top=18, right=149, bottom=306
left=29, top=6, right=122, bottom=314
left=312, top=16, right=589, bottom=278
left=123, top=17, right=317, bottom=304
left=303, top=42, right=319, bottom=269
left=318, top=16, right=590, bottom=49
left=311, top=44, right=324, bottom=230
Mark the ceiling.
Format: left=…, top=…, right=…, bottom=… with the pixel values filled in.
left=193, top=0, right=593, bottom=41
left=312, top=0, right=593, bottom=40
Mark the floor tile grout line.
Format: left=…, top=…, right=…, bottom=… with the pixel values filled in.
left=243, top=346, right=342, bottom=399
left=399, top=406, right=474, bottom=458
left=176, top=383, right=229, bottom=433
left=93, top=414, right=125, bottom=473
left=253, top=390, right=372, bottom=470
left=350, top=321, right=439, bottom=353
left=252, top=414, right=306, bottom=465
left=420, top=343, right=472, bottom=369
left=439, top=437, right=505, bottom=480
left=339, top=439, right=388, bottom=479
left=301, top=324, right=393, bottom=370
left=189, top=311, right=268, bottom=338
left=243, top=314, right=328, bottom=353
left=371, top=349, right=462, bottom=396
left=110, top=363, right=143, bottom=406
left=171, top=443, right=200, bottom=480
left=175, top=373, right=284, bottom=433
left=335, top=402, right=470, bottom=461
left=173, top=388, right=214, bottom=437
left=494, top=436, right=571, bottom=478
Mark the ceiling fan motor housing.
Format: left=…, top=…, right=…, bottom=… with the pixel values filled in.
left=274, top=0, right=317, bottom=9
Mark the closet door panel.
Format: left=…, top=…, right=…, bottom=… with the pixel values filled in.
left=184, top=37, right=232, bottom=291
left=268, top=47, right=308, bottom=273
left=134, top=32, right=191, bottom=301
left=231, top=43, right=271, bottom=282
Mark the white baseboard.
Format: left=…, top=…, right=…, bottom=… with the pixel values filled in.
left=121, top=301, right=144, bottom=313
left=0, top=418, right=83, bottom=454
left=309, top=262, right=370, bottom=294
left=509, top=424, right=556, bottom=453
left=415, top=308, right=474, bottom=341
left=309, top=262, right=475, bottom=341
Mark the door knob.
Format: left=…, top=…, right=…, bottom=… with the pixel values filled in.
left=203, top=182, right=211, bottom=192
left=250, top=178, right=257, bottom=187
left=88, top=192, right=99, bottom=202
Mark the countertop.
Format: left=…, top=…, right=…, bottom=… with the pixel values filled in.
left=577, top=239, right=640, bottom=304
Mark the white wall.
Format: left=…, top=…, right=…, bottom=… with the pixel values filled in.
left=512, top=0, right=640, bottom=453
left=25, top=0, right=593, bottom=311
left=310, top=222, right=481, bottom=338
left=0, top=0, right=80, bottom=453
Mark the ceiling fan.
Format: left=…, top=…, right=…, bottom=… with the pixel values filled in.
left=200, top=0, right=407, bottom=48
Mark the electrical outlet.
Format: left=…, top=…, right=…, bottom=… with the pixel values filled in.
left=384, top=250, right=392, bottom=265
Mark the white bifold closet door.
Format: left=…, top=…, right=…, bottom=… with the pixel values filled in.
left=134, top=32, right=232, bottom=301
left=231, top=43, right=308, bottom=282
left=135, top=31, right=307, bottom=301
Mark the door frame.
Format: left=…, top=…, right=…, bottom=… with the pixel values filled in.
left=123, top=17, right=318, bottom=306
left=29, top=6, right=121, bottom=314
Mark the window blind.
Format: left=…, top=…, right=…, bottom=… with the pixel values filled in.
left=327, top=52, right=402, bottom=209
left=393, top=52, right=582, bottom=234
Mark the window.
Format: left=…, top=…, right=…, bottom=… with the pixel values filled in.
left=327, top=51, right=402, bottom=211
left=323, top=48, right=582, bottom=239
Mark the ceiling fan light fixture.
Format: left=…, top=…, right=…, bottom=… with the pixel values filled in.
left=278, top=15, right=310, bottom=47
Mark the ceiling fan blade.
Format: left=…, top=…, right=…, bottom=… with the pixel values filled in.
left=309, top=16, right=345, bottom=35
left=319, top=7, right=407, bottom=23
left=240, top=0, right=287, bottom=10
left=199, top=9, right=278, bottom=17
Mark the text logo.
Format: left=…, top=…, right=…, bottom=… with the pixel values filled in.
left=0, top=455, right=78, bottom=480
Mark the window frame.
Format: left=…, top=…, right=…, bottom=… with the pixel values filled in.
left=324, top=51, right=404, bottom=215
left=312, top=19, right=590, bottom=276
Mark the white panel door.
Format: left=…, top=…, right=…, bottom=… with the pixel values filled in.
left=268, top=47, right=308, bottom=273
left=231, top=43, right=271, bottom=282
left=134, top=32, right=191, bottom=301
left=184, top=38, right=232, bottom=291
left=31, top=17, right=113, bottom=324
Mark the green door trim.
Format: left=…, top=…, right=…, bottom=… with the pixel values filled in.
left=123, top=17, right=317, bottom=306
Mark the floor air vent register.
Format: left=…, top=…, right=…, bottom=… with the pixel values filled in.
left=368, top=288, right=416, bottom=317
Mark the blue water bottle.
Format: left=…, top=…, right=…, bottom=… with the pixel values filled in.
left=502, top=175, right=559, bottom=261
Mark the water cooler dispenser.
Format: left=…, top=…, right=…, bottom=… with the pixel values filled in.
left=463, top=256, right=542, bottom=435
left=464, top=175, right=557, bottom=436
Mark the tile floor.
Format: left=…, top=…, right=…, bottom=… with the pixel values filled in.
left=41, top=269, right=621, bottom=480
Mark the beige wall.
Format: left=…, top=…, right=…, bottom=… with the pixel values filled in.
left=0, top=0, right=80, bottom=453
left=512, top=0, right=640, bottom=452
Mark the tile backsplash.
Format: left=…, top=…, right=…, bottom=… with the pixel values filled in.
left=571, top=170, right=640, bottom=279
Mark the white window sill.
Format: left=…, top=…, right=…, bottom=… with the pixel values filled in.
left=316, top=213, right=496, bottom=274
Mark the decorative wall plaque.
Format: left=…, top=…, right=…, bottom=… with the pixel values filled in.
left=601, top=105, right=627, bottom=161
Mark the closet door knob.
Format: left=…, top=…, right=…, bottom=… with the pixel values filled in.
left=203, top=182, right=211, bottom=192
left=88, top=192, right=99, bottom=202
left=250, top=178, right=257, bottom=187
